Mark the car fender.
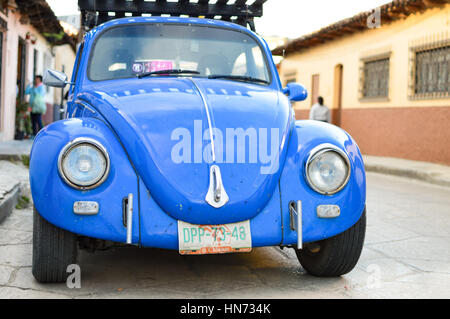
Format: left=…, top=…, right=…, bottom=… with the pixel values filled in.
left=29, top=117, right=140, bottom=243
left=280, top=120, right=366, bottom=244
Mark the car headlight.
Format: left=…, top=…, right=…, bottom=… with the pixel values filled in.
left=58, top=138, right=110, bottom=190
left=305, top=144, right=351, bottom=195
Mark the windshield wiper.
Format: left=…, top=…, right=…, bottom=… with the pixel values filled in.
left=138, top=69, right=200, bottom=79
left=208, top=75, right=269, bottom=85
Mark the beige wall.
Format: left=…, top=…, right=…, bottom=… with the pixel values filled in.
left=53, top=44, right=76, bottom=105
left=279, top=4, right=450, bottom=165
left=280, top=4, right=450, bottom=114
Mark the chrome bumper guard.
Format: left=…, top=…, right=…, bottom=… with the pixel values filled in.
left=126, top=193, right=133, bottom=244
left=289, top=200, right=302, bottom=249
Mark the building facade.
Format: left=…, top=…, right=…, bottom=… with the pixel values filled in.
left=274, top=0, right=450, bottom=165
left=0, top=0, right=75, bottom=141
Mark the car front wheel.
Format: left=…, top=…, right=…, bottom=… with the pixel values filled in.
left=295, top=208, right=366, bottom=277
left=32, top=207, right=78, bottom=283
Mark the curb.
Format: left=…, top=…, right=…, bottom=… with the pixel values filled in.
left=364, top=163, right=450, bottom=188
left=0, top=154, right=29, bottom=163
left=0, top=184, right=20, bottom=224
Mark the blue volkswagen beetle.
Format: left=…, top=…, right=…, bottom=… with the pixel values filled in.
left=30, top=17, right=366, bottom=283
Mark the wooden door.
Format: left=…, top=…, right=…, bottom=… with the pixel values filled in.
left=333, top=64, right=343, bottom=126
left=311, top=74, right=319, bottom=106
left=17, top=38, right=27, bottom=101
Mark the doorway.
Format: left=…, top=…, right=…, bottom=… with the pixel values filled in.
left=0, top=31, right=3, bottom=130
left=311, top=74, right=320, bottom=106
left=332, top=64, right=343, bottom=127
left=17, top=37, right=27, bottom=101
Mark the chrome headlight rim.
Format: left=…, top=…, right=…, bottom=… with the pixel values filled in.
left=305, top=143, right=351, bottom=195
left=57, top=137, right=110, bottom=190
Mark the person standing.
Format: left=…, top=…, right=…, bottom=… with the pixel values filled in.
left=309, top=96, right=331, bottom=123
left=25, top=75, right=47, bottom=137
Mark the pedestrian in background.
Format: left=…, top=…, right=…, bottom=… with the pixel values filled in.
left=25, top=75, right=46, bottom=137
left=309, top=96, right=331, bottom=123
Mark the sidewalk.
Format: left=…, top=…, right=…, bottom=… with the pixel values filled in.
left=0, top=139, right=32, bottom=161
left=364, top=155, right=450, bottom=188
left=0, top=161, right=29, bottom=223
left=0, top=140, right=32, bottom=223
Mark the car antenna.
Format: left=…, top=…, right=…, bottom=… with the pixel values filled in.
left=94, top=0, right=98, bottom=27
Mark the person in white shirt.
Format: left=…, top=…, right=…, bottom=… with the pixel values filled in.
left=309, top=96, right=331, bottom=123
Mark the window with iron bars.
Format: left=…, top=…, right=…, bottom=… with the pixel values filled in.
left=362, top=58, right=390, bottom=98
left=414, top=45, right=450, bottom=98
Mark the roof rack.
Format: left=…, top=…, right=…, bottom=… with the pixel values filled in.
left=78, top=0, right=268, bottom=32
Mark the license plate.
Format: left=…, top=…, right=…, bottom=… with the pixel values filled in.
left=178, top=220, right=252, bottom=255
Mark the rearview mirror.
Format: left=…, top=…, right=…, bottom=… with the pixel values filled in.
left=43, top=69, right=69, bottom=88
left=283, top=83, right=308, bottom=102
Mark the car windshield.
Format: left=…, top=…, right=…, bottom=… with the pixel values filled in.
left=88, top=24, right=271, bottom=83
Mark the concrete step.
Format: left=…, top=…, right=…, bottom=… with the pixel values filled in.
left=0, top=161, right=30, bottom=224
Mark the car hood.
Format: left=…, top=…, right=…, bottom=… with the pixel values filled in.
left=81, top=78, right=291, bottom=224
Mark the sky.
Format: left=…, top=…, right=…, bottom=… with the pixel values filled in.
left=47, top=0, right=393, bottom=39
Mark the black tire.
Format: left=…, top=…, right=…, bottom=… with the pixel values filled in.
left=295, top=209, right=366, bottom=277
left=32, top=207, right=78, bottom=283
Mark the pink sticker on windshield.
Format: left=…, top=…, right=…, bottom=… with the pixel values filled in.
left=132, top=60, right=174, bottom=74
left=144, top=60, right=174, bottom=73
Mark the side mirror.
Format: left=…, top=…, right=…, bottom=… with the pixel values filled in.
left=43, top=69, right=70, bottom=88
left=283, top=83, right=308, bottom=102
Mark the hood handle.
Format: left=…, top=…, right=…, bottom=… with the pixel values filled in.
left=212, top=166, right=221, bottom=203
left=206, top=165, right=229, bottom=208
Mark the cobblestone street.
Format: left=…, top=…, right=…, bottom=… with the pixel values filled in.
left=0, top=172, right=449, bottom=298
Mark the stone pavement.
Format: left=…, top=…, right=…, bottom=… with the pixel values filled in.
left=0, top=172, right=449, bottom=298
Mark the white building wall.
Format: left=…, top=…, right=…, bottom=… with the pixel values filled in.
left=0, top=8, right=56, bottom=141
